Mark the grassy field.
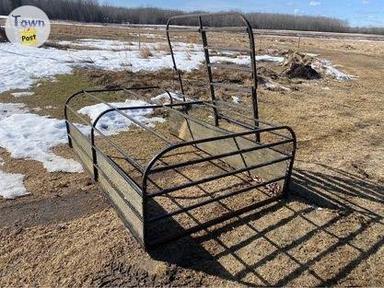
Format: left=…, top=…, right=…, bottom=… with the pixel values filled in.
left=0, top=23, right=383, bottom=287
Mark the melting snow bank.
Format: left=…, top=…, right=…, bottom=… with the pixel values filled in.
left=78, top=99, right=165, bottom=135
left=0, top=103, right=86, bottom=173
left=0, top=41, right=286, bottom=93
left=0, top=170, right=29, bottom=199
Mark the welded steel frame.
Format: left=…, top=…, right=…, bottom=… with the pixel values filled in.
left=64, top=13, right=297, bottom=249
left=166, top=12, right=259, bottom=134
left=65, top=86, right=296, bottom=249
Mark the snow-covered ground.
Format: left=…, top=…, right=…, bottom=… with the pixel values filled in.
left=0, top=39, right=350, bottom=93
left=0, top=103, right=29, bottom=120
left=0, top=103, right=85, bottom=173
left=0, top=97, right=166, bottom=199
left=0, top=102, right=84, bottom=199
left=0, top=39, right=284, bottom=93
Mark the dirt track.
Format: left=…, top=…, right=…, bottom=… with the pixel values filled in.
left=0, top=26, right=383, bottom=287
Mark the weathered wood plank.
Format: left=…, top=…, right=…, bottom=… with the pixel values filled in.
left=98, top=173, right=144, bottom=240
left=96, top=151, right=143, bottom=216
left=68, top=123, right=92, bottom=157
left=170, top=111, right=287, bottom=191
left=69, top=125, right=94, bottom=177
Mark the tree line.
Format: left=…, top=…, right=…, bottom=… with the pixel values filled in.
left=1, top=0, right=383, bottom=35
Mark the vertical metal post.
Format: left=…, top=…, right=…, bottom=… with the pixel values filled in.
left=282, top=128, right=297, bottom=196
left=166, top=23, right=185, bottom=96
left=90, top=128, right=99, bottom=181
left=65, top=120, right=73, bottom=148
left=199, top=16, right=219, bottom=127
left=245, top=22, right=261, bottom=143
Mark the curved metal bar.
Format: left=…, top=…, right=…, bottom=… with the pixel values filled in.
left=89, top=100, right=204, bottom=166
left=64, top=90, right=89, bottom=147
left=64, top=86, right=162, bottom=118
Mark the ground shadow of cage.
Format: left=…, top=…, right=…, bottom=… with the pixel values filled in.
left=64, top=13, right=297, bottom=249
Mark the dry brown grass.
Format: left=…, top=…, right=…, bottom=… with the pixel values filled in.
left=1, top=23, right=384, bottom=287
left=139, top=46, right=153, bottom=58
left=154, top=42, right=171, bottom=54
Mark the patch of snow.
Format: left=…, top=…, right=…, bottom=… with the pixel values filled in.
left=78, top=99, right=165, bottom=135
left=0, top=169, right=29, bottom=199
left=57, top=39, right=134, bottom=50
left=11, top=91, right=35, bottom=97
left=0, top=103, right=29, bottom=120
left=264, top=80, right=290, bottom=92
left=232, top=96, right=241, bottom=104
left=312, top=59, right=353, bottom=81
left=0, top=103, right=87, bottom=173
left=256, top=55, right=285, bottom=63
left=211, top=54, right=284, bottom=66
left=151, top=92, right=188, bottom=103
left=0, top=44, right=72, bottom=93
left=304, top=53, right=319, bottom=57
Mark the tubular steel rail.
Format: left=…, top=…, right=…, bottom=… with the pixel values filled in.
left=64, top=13, right=297, bottom=249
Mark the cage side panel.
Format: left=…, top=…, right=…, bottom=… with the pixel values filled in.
left=98, top=173, right=144, bottom=241
left=170, top=113, right=287, bottom=190
left=67, top=123, right=94, bottom=177
left=96, top=151, right=143, bottom=216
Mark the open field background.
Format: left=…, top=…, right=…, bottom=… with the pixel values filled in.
left=0, top=22, right=383, bottom=287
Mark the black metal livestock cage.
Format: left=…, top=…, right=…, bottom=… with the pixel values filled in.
left=64, top=13, right=297, bottom=249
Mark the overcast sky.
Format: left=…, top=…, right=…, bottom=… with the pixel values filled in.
left=101, top=0, right=384, bottom=27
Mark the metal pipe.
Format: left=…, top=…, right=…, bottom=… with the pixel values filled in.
left=199, top=15, right=219, bottom=126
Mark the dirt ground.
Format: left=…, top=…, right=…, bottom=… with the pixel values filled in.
left=0, top=25, right=383, bottom=287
